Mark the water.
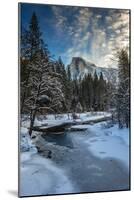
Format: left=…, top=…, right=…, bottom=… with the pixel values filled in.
left=43, top=131, right=74, bottom=148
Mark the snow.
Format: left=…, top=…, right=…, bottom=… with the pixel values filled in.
left=20, top=112, right=129, bottom=196
left=68, top=120, right=129, bottom=171
left=80, top=112, right=111, bottom=121
left=20, top=127, right=74, bottom=197
left=20, top=152, right=74, bottom=196
left=109, top=125, right=129, bottom=146
left=70, top=124, right=91, bottom=129
left=21, top=111, right=111, bottom=128
left=69, top=57, right=118, bottom=83
left=20, top=127, right=37, bottom=152
left=83, top=123, right=129, bottom=170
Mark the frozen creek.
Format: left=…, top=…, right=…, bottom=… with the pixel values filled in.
left=34, top=127, right=129, bottom=194
left=20, top=122, right=130, bottom=196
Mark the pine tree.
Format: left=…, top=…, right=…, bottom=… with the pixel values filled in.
left=82, top=75, right=89, bottom=111
left=28, top=12, right=42, bottom=59
left=87, top=74, right=94, bottom=111
left=20, top=12, right=49, bottom=114
left=93, top=70, right=99, bottom=111
left=116, top=49, right=130, bottom=128
left=71, top=80, right=79, bottom=112
left=55, top=57, right=71, bottom=112
left=98, top=72, right=106, bottom=111
left=20, top=12, right=66, bottom=136
left=67, top=66, right=71, bottom=81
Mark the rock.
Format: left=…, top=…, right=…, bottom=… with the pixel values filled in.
left=47, top=151, right=52, bottom=159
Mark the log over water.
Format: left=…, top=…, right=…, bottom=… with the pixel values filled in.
left=32, top=122, right=75, bottom=134
left=31, top=116, right=111, bottom=134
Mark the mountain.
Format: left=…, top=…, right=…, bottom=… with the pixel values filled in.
left=67, top=57, right=118, bottom=83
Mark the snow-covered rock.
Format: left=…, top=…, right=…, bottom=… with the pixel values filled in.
left=67, top=57, right=118, bottom=83
left=20, top=127, right=37, bottom=152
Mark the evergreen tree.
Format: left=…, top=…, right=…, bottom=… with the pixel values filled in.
left=116, top=49, right=130, bottom=128
left=71, top=80, right=79, bottom=112
left=82, top=75, right=89, bottom=111
left=20, top=12, right=49, bottom=114
left=29, top=12, right=43, bottom=59
left=98, top=72, right=106, bottom=111
left=87, top=74, right=94, bottom=111
left=55, top=57, right=71, bottom=112
left=67, top=66, right=71, bottom=81
left=93, top=70, right=99, bottom=111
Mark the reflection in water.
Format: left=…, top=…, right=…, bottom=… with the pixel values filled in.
left=43, top=131, right=74, bottom=148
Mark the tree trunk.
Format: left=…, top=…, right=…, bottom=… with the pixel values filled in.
left=21, top=70, right=31, bottom=114
left=29, top=109, right=37, bottom=136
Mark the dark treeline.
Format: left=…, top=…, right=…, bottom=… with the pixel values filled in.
left=20, top=12, right=130, bottom=134
left=68, top=71, right=114, bottom=112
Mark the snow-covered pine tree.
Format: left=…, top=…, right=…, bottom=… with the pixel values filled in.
left=66, top=66, right=73, bottom=112
left=20, top=12, right=65, bottom=136
left=20, top=12, right=50, bottom=114
left=116, top=48, right=130, bottom=128
left=76, top=101, right=83, bottom=113
left=25, top=56, right=65, bottom=136
left=55, top=57, right=71, bottom=112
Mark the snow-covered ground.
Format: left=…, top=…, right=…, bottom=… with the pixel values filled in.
left=70, top=122, right=129, bottom=171
left=89, top=123, right=129, bottom=170
left=20, top=152, right=74, bottom=196
left=19, top=127, right=74, bottom=197
left=21, top=111, right=111, bottom=128
left=19, top=112, right=130, bottom=196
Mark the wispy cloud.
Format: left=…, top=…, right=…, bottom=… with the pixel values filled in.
left=51, top=6, right=129, bottom=67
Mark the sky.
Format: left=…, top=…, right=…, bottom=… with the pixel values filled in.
left=20, top=3, right=130, bottom=68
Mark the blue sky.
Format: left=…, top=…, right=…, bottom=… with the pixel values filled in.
left=20, top=3, right=130, bottom=68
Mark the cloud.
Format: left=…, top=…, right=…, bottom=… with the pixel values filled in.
left=52, top=6, right=129, bottom=68
left=88, top=9, right=130, bottom=68
left=51, top=6, right=68, bottom=30
left=56, top=7, right=93, bottom=64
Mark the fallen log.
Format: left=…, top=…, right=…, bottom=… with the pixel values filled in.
left=82, top=116, right=111, bottom=124
left=32, top=122, right=75, bottom=133
left=31, top=116, right=111, bottom=134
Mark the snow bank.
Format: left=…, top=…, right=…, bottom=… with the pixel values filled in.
left=86, top=137, right=129, bottom=169
left=84, top=123, right=129, bottom=170
left=20, top=127, right=37, bottom=152
left=109, top=125, right=129, bottom=146
left=69, top=122, right=129, bottom=171
left=79, top=112, right=111, bottom=121
left=20, top=153, right=74, bottom=196
left=20, top=126, right=74, bottom=196
left=70, top=124, right=91, bottom=129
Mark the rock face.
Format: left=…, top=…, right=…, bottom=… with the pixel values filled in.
left=67, top=57, right=118, bottom=83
